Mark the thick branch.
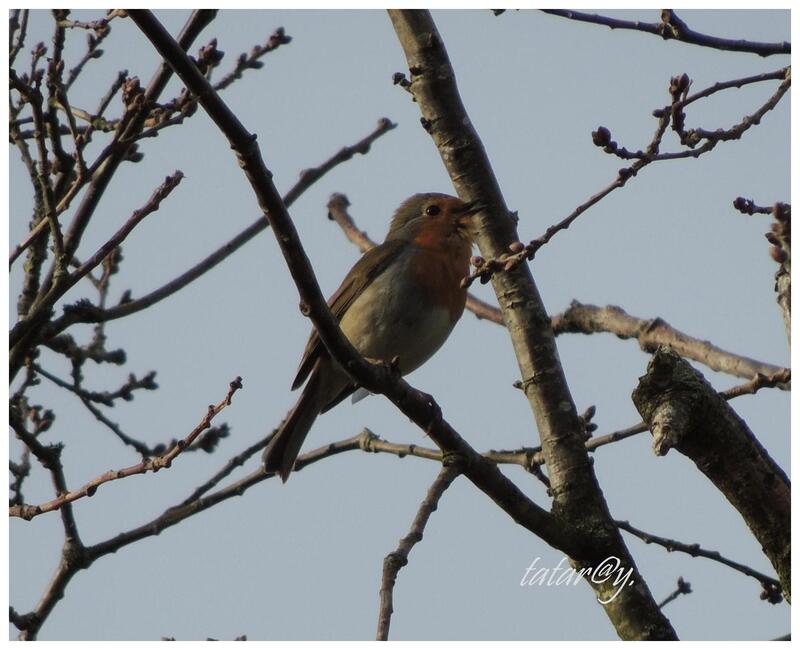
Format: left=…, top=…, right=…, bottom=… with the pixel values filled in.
left=551, top=301, right=788, bottom=383
left=388, top=9, right=675, bottom=639
left=631, top=347, right=790, bottom=601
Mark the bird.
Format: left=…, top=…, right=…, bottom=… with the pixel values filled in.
left=262, top=193, right=482, bottom=482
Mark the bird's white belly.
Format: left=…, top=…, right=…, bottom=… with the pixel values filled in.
left=338, top=269, right=456, bottom=375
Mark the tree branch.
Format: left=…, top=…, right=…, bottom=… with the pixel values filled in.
left=617, top=520, right=783, bottom=603
left=10, top=377, right=242, bottom=521
left=43, top=118, right=395, bottom=334
left=550, top=301, right=788, bottom=383
left=388, top=10, right=675, bottom=638
left=8, top=9, right=218, bottom=386
left=539, top=9, right=790, bottom=57
left=9, top=171, right=184, bottom=366
left=632, top=347, right=790, bottom=601
left=657, top=577, right=692, bottom=609
left=376, top=463, right=461, bottom=640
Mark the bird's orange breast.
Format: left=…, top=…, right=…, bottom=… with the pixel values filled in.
left=411, top=228, right=470, bottom=321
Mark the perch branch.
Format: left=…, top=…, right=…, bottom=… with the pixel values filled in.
left=129, top=9, right=568, bottom=555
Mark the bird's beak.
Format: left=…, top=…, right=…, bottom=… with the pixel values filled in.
left=456, top=199, right=486, bottom=233
left=460, top=199, right=486, bottom=215
left=456, top=200, right=486, bottom=236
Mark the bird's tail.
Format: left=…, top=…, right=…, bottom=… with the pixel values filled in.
left=262, top=371, right=323, bottom=482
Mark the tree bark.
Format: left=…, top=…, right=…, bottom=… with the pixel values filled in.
left=389, top=9, right=677, bottom=640
left=632, top=346, right=790, bottom=601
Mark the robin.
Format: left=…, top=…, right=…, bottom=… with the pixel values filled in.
left=262, top=193, right=482, bottom=481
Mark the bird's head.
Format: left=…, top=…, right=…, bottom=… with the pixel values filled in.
left=386, top=193, right=482, bottom=245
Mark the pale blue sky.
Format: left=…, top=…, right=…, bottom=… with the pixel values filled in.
left=9, top=8, right=791, bottom=641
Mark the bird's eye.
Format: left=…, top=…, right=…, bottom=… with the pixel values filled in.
left=425, top=204, right=441, bottom=216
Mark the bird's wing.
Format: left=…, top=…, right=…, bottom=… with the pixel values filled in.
left=291, top=239, right=406, bottom=390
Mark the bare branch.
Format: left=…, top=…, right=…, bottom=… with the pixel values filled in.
left=33, top=362, right=157, bottom=407
left=720, top=368, right=791, bottom=399
left=389, top=11, right=676, bottom=637
left=10, top=377, right=242, bottom=520
left=618, top=520, right=782, bottom=603
left=376, top=464, right=461, bottom=640
left=632, top=347, right=790, bottom=600
left=668, top=70, right=791, bottom=152
left=10, top=171, right=184, bottom=360
left=9, top=400, right=81, bottom=542
left=680, top=67, right=788, bottom=108
left=658, top=577, right=693, bottom=609
left=550, top=301, right=788, bottom=383
left=9, top=9, right=29, bottom=67
left=44, top=118, right=395, bottom=333
left=540, top=9, right=790, bottom=57
left=211, top=27, right=291, bottom=92
left=462, top=68, right=789, bottom=286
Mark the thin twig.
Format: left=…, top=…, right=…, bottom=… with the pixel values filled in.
left=539, top=9, right=790, bottom=57
left=64, top=10, right=123, bottom=89
left=10, top=377, right=242, bottom=520
left=733, top=196, right=775, bottom=215
left=461, top=67, right=790, bottom=286
left=719, top=368, right=791, bottom=399
left=33, top=362, right=157, bottom=407
left=10, top=171, right=184, bottom=351
left=12, top=70, right=65, bottom=273
left=9, top=402, right=81, bottom=542
left=618, top=520, right=782, bottom=603
left=376, top=463, right=462, bottom=640
left=657, top=577, right=692, bottom=609
left=42, top=118, right=395, bottom=336
left=461, top=108, right=672, bottom=287
left=680, top=67, right=788, bottom=109
left=211, top=27, right=292, bottom=92
left=9, top=9, right=29, bottom=67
